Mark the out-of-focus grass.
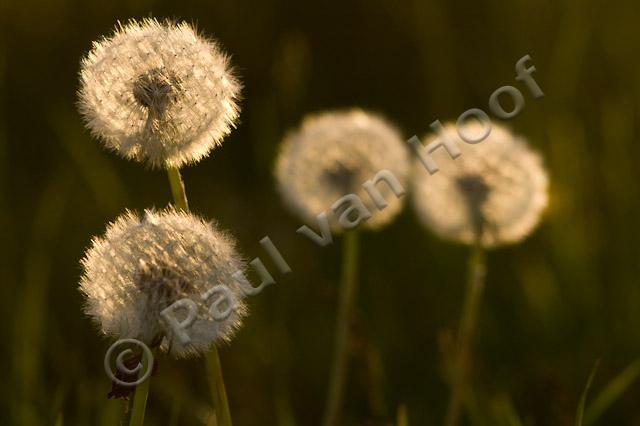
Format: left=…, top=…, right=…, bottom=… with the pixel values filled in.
left=13, top=170, right=72, bottom=424
left=585, top=358, right=640, bottom=425
left=575, top=360, right=599, bottom=426
left=2, top=0, right=640, bottom=424
left=396, top=404, right=408, bottom=426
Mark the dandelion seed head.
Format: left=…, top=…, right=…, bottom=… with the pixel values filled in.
left=80, top=208, right=247, bottom=357
left=275, top=109, right=410, bottom=231
left=413, top=122, right=548, bottom=247
left=78, top=18, right=241, bottom=169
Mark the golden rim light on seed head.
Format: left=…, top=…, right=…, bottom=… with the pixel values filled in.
left=80, top=208, right=247, bottom=358
left=275, top=109, right=411, bottom=232
left=413, top=122, right=548, bottom=248
left=78, top=18, right=241, bottom=169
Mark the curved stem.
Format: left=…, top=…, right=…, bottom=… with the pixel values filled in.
left=445, top=239, right=486, bottom=426
left=322, top=231, right=360, bottom=426
left=166, top=166, right=233, bottom=426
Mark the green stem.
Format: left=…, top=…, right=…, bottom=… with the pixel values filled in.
left=445, top=239, right=486, bottom=426
left=322, top=231, right=360, bottom=426
left=206, top=348, right=233, bottom=426
left=167, top=166, right=189, bottom=211
left=121, top=397, right=133, bottom=426
left=165, top=166, right=233, bottom=426
left=128, top=352, right=153, bottom=426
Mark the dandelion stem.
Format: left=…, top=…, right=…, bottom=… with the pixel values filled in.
left=322, top=231, right=360, bottom=426
left=165, top=166, right=233, bottom=426
left=206, top=348, right=233, bottom=426
left=128, top=352, right=153, bottom=426
left=445, top=237, right=486, bottom=426
left=167, top=166, right=189, bottom=212
left=121, top=397, right=133, bottom=426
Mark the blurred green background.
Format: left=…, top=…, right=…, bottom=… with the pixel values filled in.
left=1, top=0, right=639, bottom=424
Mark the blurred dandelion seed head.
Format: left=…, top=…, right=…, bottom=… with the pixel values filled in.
left=275, top=109, right=411, bottom=232
left=413, top=122, right=548, bottom=247
left=80, top=208, right=247, bottom=358
left=78, top=18, right=241, bottom=169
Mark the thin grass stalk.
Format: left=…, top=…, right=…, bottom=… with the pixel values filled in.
left=584, top=358, right=640, bottom=425
left=576, top=360, right=600, bottom=426
left=445, top=234, right=486, bottom=426
left=322, top=231, right=360, bottom=426
left=166, top=166, right=233, bottom=426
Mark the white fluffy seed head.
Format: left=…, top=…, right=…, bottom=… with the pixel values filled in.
left=80, top=208, right=247, bottom=357
left=275, top=109, right=411, bottom=232
left=78, top=18, right=241, bottom=169
left=413, top=122, right=548, bottom=248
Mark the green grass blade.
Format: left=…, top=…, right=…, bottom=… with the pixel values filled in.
left=576, top=360, right=600, bottom=426
left=584, top=358, right=640, bottom=425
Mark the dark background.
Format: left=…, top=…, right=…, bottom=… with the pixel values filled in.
left=2, top=0, right=639, bottom=424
